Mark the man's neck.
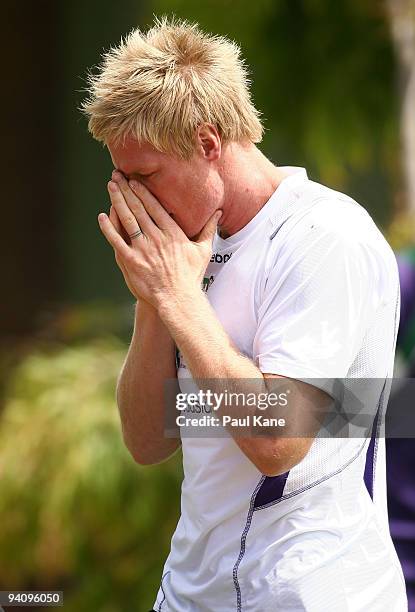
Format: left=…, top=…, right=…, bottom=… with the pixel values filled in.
left=218, top=143, right=289, bottom=239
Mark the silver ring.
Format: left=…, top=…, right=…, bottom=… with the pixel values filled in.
left=129, top=228, right=144, bottom=240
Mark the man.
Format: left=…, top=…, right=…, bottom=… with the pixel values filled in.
left=82, top=17, right=407, bottom=611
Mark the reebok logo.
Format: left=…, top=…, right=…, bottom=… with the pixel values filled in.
left=210, top=252, right=233, bottom=264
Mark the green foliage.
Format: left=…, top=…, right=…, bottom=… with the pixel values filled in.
left=0, top=338, right=182, bottom=611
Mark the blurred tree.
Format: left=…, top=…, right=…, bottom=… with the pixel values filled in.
left=1, top=2, right=61, bottom=340
left=386, top=0, right=415, bottom=212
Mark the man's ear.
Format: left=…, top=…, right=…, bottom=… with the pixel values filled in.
left=196, top=124, right=221, bottom=161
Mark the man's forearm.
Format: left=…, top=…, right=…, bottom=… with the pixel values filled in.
left=116, top=299, right=181, bottom=464
left=158, top=290, right=262, bottom=381
left=156, top=290, right=290, bottom=475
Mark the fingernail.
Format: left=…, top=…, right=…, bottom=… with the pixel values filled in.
left=108, top=181, right=117, bottom=192
left=98, top=213, right=107, bottom=222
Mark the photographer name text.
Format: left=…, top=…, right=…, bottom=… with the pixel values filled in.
left=176, top=414, right=286, bottom=428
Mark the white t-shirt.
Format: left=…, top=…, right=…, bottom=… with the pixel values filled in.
left=152, top=167, right=407, bottom=611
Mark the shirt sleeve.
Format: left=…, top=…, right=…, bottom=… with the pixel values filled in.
left=252, top=222, right=381, bottom=382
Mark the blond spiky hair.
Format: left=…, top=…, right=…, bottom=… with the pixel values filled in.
left=81, top=16, right=264, bottom=158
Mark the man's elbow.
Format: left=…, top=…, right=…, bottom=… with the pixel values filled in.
left=258, top=460, right=298, bottom=477
left=123, top=438, right=159, bottom=466
left=128, top=445, right=158, bottom=466
left=123, top=435, right=180, bottom=466
left=255, top=453, right=297, bottom=477
left=247, top=438, right=314, bottom=477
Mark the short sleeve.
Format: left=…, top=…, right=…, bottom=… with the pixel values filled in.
left=253, top=223, right=380, bottom=381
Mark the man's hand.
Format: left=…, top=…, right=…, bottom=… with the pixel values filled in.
left=98, top=172, right=221, bottom=308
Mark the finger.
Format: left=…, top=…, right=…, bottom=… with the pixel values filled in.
left=109, top=207, right=131, bottom=272
left=195, top=210, right=222, bottom=246
left=129, top=180, right=179, bottom=234
left=111, top=171, right=161, bottom=240
left=108, top=181, right=143, bottom=239
left=98, top=212, right=132, bottom=260
left=111, top=170, right=141, bottom=212
left=109, top=205, right=130, bottom=243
